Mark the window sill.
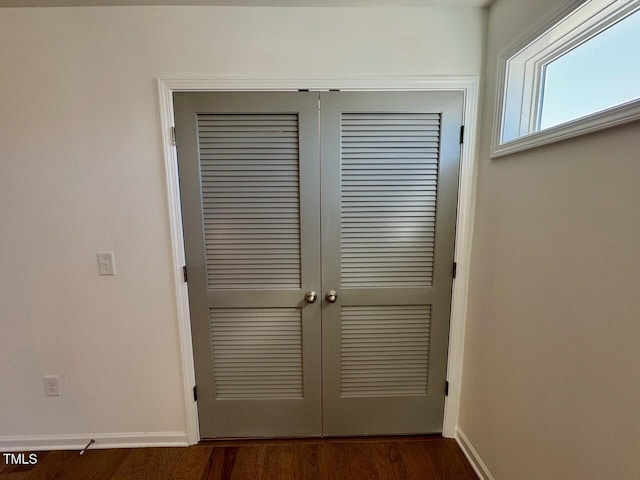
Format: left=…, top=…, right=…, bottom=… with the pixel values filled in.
left=491, top=98, right=640, bottom=158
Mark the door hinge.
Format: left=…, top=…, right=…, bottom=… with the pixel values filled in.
left=193, top=385, right=198, bottom=402
left=452, top=262, right=457, bottom=279
left=171, top=126, right=176, bottom=146
left=445, top=380, right=449, bottom=397
left=183, top=265, right=188, bottom=283
left=459, top=125, right=465, bottom=144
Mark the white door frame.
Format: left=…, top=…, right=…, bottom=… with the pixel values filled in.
left=157, top=76, right=480, bottom=445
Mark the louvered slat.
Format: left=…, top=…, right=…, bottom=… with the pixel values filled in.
left=197, top=114, right=301, bottom=290
left=341, top=305, right=431, bottom=397
left=211, top=308, right=303, bottom=399
left=340, top=113, right=440, bottom=288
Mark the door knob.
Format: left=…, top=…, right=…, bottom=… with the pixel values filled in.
left=304, top=291, right=317, bottom=304
left=325, top=290, right=337, bottom=303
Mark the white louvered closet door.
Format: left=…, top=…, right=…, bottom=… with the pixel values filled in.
left=320, top=92, right=463, bottom=435
left=173, top=93, right=322, bottom=438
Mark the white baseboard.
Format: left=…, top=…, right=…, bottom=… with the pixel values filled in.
left=456, top=428, right=496, bottom=480
left=0, top=432, right=189, bottom=452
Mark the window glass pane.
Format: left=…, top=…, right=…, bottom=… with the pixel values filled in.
left=539, top=9, right=640, bottom=130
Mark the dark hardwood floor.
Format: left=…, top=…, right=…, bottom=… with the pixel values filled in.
left=0, top=436, right=478, bottom=479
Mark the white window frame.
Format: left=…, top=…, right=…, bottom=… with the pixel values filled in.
left=492, top=0, right=640, bottom=158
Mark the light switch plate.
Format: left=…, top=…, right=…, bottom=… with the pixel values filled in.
left=97, top=252, right=116, bottom=275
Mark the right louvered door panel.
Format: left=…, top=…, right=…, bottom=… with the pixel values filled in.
left=340, top=112, right=440, bottom=288
left=320, top=92, right=463, bottom=435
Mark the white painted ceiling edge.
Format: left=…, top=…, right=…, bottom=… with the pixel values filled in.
left=0, top=0, right=494, bottom=8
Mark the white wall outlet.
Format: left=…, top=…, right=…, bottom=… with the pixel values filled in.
left=97, top=252, right=116, bottom=275
left=43, top=376, right=60, bottom=396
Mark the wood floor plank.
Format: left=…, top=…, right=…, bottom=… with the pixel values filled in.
left=422, top=440, right=478, bottom=480
left=219, top=447, right=240, bottom=480
left=261, top=445, right=296, bottom=479
left=259, top=443, right=320, bottom=480
left=199, top=447, right=238, bottom=480
left=27, top=451, right=78, bottom=480
left=398, top=440, right=442, bottom=480
left=0, top=452, right=50, bottom=476
left=54, top=448, right=132, bottom=480
left=295, top=444, right=321, bottom=480
left=0, top=455, right=36, bottom=479
left=319, top=443, right=335, bottom=480
left=166, top=447, right=212, bottom=480
left=0, top=458, right=17, bottom=475
left=445, top=440, right=479, bottom=479
left=320, top=443, right=381, bottom=480
left=1, top=457, right=30, bottom=476
left=370, top=442, right=412, bottom=480
left=110, top=447, right=186, bottom=480
left=229, top=446, right=265, bottom=480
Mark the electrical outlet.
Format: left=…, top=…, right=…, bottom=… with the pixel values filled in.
left=43, top=376, right=60, bottom=396
left=97, top=252, right=116, bottom=275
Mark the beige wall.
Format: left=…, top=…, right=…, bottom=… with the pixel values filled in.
left=0, top=6, right=485, bottom=443
left=459, top=0, right=640, bottom=478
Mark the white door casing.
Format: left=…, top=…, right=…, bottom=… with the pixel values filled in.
left=156, top=76, right=480, bottom=444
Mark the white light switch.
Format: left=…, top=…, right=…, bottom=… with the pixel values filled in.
left=97, top=252, right=116, bottom=275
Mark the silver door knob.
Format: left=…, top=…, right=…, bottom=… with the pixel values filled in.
left=325, top=290, right=337, bottom=303
left=304, top=291, right=317, bottom=304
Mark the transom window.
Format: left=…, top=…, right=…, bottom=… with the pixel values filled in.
left=493, top=0, right=640, bottom=157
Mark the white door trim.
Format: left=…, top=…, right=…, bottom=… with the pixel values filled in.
left=156, top=76, right=480, bottom=444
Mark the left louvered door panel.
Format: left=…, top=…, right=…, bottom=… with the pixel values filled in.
left=174, top=93, right=321, bottom=438
left=198, top=113, right=302, bottom=290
